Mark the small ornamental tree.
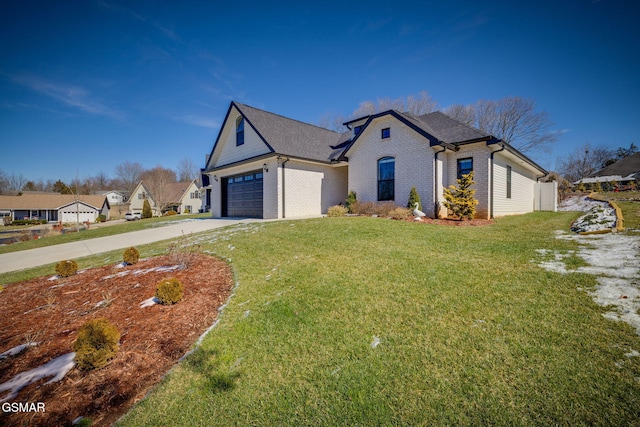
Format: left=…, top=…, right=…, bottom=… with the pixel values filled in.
left=407, top=187, right=422, bottom=211
left=142, top=199, right=153, bottom=218
left=442, top=172, right=479, bottom=220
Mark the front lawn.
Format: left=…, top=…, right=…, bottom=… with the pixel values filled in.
left=116, top=213, right=640, bottom=426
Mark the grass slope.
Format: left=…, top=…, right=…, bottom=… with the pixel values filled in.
left=11, top=213, right=639, bottom=426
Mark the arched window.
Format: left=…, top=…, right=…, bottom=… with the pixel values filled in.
left=378, top=157, right=395, bottom=201
left=236, top=116, right=245, bottom=146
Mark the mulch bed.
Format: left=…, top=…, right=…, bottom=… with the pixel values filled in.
left=0, top=253, right=234, bottom=426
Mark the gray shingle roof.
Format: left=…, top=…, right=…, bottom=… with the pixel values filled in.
left=414, top=111, right=491, bottom=143
left=590, top=152, right=640, bottom=179
left=234, top=103, right=344, bottom=163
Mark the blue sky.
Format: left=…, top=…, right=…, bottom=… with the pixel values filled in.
left=1, top=0, right=639, bottom=184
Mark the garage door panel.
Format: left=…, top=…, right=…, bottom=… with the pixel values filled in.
left=223, top=171, right=263, bottom=218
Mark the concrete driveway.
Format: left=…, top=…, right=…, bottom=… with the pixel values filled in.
left=0, top=218, right=261, bottom=274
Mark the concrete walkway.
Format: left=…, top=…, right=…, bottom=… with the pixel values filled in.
left=0, top=218, right=260, bottom=274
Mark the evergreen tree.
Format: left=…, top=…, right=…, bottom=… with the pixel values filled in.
left=442, top=172, right=478, bottom=220
left=142, top=199, right=153, bottom=218
left=345, top=191, right=357, bottom=213
left=407, top=187, right=421, bottom=211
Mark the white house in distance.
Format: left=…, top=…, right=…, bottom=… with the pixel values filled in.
left=128, top=180, right=201, bottom=216
left=0, top=194, right=110, bottom=223
left=128, top=181, right=158, bottom=216
left=202, top=101, right=556, bottom=219
left=164, top=180, right=201, bottom=214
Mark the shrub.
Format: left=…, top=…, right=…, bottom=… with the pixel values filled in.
left=327, top=205, right=348, bottom=217
left=96, top=214, right=107, bottom=223
left=163, top=210, right=178, bottom=216
left=407, top=187, right=422, bottom=211
left=142, top=199, right=153, bottom=218
left=350, top=201, right=406, bottom=217
left=73, top=318, right=120, bottom=370
left=345, top=191, right=357, bottom=213
left=155, top=278, right=183, bottom=305
left=389, top=207, right=411, bottom=220
left=443, top=172, right=479, bottom=220
left=55, top=260, right=78, bottom=277
left=123, top=247, right=140, bottom=265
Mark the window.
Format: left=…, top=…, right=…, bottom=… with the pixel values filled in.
left=506, top=166, right=512, bottom=199
left=378, top=157, right=395, bottom=201
left=236, top=116, right=245, bottom=146
left=457, top=158, right=473, bottom=179
left=381, top=128, right=390, bottom=139
left=354, top=125, right=363, bottom=135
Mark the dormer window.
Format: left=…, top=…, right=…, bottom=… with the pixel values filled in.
left=236, top=116, right=245, bottom=146
left=354, top=125, right=363, bottom=136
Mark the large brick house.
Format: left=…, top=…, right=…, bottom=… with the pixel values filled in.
left=202, top=101, right=556, bottom=219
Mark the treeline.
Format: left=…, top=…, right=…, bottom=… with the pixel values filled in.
left=0, top=158, right=199, bottom=196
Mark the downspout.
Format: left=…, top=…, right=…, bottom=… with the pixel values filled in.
left=490, top=143, right=506, bottom=219
left=278, top=156, right=290, bottom=219
left=433, top=146, right=447, bottom=219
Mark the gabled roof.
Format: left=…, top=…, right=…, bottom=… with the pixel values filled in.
left=589, top=152, right=640, bottom=179
left=205, top=102, right=545, bottom=174
left=0, top=194, right=109, bottom=210
left=206, top=102, right=344, bottom=169
left=164, top=180, right=198, bottom=204
left=336, top=109, right=496, bottom=160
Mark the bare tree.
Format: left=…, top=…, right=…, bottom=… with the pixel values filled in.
left=317, top=112, right=348, bottom=132
left=140, top=166, right=177, bottom=215
left=351, top=91, right=438, bottom=118
left=0, top=170, right=9, bottom=193
left=557, top=143, right=615, bottom=183
left=450, top=97, right=557, bottom=154
left=405, top=91, right=438, bottom=115
left=444, top=104, right=476, bottom=125
left=115, top=161, right=144, bottom=195
left=7, top=173, right=27, bottom=192
left=176, top=158, right=198, bottom=182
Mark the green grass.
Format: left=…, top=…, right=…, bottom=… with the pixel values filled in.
left=0, top=213, right=209, bottom=255
left=102, top=213, right=640, bottom=426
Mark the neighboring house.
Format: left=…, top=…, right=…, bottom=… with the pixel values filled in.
left=99, top=190, right=128, bottom=219
left=0, top=194, right=110, bottom=223
left=202, top=101, right=556, bottom=220
left=128, top=181, right=158, bottom=216
left=164, top=180, right=202, bottom=214
left=578, top=152, right=640, bottom=186
left=99, top=190, right=126, bottom=205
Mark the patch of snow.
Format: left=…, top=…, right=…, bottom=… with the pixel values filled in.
left=0, top=342, right=39, bottom=359
left=536, top=230, right=640, bottom=335
left=103, top=264, right=182, bottom=280
left=371, top=336, right=381, bottom=348
left=0, top=352, right=75, bottom=402
left=559, top=196, right=607, bottom=212
left=139, top=297, right=161, bottom=308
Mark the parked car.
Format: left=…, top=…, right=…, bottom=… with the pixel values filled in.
left=124, top=212, right=142, bottom=221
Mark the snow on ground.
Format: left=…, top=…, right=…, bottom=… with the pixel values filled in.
left=536, top=229, right=640, bottom=336
left=0, top=352, right=75, bottom=402
left=0, top=342, right=39, bottom=360
left=559, top=195, right=618, bottom=233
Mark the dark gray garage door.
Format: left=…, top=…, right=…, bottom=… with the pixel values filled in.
left=222, top=171, right=263, bottom=218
